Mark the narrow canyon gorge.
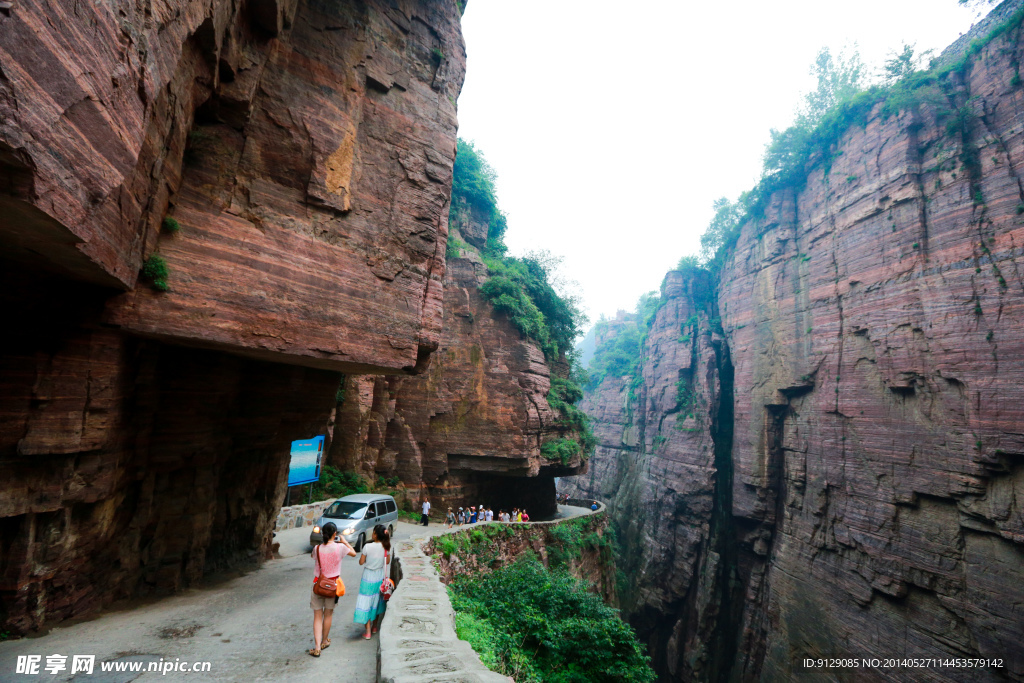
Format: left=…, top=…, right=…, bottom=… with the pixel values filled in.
left=561, top=5, right=1024, bottom=681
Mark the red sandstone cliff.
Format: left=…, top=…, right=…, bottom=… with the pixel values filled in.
left=0, top=0, right=465, bottom=634
left=1, top=0, right=462, bottom=372
left=328, top=232, right=587, bottom=518
left=718, top=22, right=1024, bottom=680
left=564, top=9, right=1024, bottom=681
left=560, top=273, right=733, bottom=680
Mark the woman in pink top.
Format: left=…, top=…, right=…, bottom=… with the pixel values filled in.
left=309, top=521, right=356, bottom=657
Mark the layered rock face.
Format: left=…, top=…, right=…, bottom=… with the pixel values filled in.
left=564, top=15, right=1024, bottom=682
left=560, top=273, right=735, bottom=680
left=1, top=0, right=464, bottom=371
left=0, top=0, right=465, bottom=633
left=329, top=242, right=587, bottom=519
left=719, top=27, right=1024, bottom=681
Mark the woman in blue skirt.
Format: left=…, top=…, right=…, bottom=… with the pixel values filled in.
left=354, top=524, right=390, bottom=639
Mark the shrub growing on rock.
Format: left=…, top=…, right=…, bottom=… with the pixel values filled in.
left=142, top=255, right=169, bottom=291
left=449, top=555, right=655, bottom=683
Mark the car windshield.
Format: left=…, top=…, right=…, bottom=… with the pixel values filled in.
left=323, top=501, right=367, bottom=519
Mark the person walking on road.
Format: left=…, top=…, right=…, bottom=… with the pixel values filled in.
left=457, top=507, right=465, bottom=525
left=446, top=507, right=456, bottom=529
left=421, top=498, right=431, bottom=526
left=309, top=522, right=356, bottom=657
left=354, top=524, right=391, bottom=640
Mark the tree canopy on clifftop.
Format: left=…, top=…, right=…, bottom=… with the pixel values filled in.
left=688, top=5, right=1024, bottom=271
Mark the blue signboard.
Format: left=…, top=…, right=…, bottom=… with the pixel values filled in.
left=287, top=436, right=325, bottom=487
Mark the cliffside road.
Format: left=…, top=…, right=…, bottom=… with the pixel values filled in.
left=0, top=525, right=378, bottom=682
left=0, top=508, right=590, bottom=682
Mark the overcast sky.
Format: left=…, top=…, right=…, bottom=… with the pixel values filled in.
left=454, top=0, right=985, bottom=328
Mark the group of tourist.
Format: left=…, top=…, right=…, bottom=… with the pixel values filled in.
left=307, top=523, right=392, bottom=657
left=506, top=508, right=531, bottom=522
left=443, top=505, right=530, bottom=528
left=421, top=499, right=530, bottom=527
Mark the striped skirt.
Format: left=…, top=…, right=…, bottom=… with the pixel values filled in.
left=353, top=566, right=386, bottom=624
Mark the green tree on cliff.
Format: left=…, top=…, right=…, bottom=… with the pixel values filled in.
left=698, top=197, right=746, bottom=266
left=883, top=43, right=919, bottom=84
left=452, top=139, right=507, bottom=248
left=585, top=290, right=663, bottom=390
left=762, top=47, right=870, bottom=188
left=801, top=46, right=866, bottom=122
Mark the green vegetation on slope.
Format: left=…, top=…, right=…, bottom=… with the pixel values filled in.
left=452, top=139, right=508, bottom=253
left=449, top=555, right=655, bottom=683
left=450, top=138, right=594, bottom=458
left=546, top=515, right=616, bottom=567
left=585, top=291, right=661, bottom=391
left=478, top=255, right=581, bottom=361
left=306, top=465, right=401, bottom=502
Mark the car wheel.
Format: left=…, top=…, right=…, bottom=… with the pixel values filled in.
left=355, top=533, right=365, bottom=553
left=388, top=524, right=393, bottom=539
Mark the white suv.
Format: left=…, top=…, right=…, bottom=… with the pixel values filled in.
left=310, top=493, right=398, bottom=551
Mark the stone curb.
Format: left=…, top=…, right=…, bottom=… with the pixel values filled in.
left=376, top=534, right=511, bottom=683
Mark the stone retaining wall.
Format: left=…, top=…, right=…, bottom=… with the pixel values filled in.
left=274, top=498, right=337, bottom=531
left=565, top=498, right=605, bottom=512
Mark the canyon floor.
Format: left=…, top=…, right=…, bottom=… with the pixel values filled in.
left=0, top=507, right=592, bottom=682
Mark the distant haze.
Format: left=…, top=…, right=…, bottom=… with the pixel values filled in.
left=455, top=0, right=983, bottom=327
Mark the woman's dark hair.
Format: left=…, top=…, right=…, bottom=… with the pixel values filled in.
left=373, top=524, right=391, bottom=552
left=321, top=522, right=337, bottom=545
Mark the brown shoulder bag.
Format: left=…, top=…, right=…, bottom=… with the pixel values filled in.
left=313, top=545, right=339, bottom=597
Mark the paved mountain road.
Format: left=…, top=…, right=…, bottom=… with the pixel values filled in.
left=0, top=506, right=592, bottom=682
left=1, top=524, right=384, bottom=682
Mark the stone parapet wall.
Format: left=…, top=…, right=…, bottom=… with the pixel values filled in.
left=274, top=498, right=338, bottom=531
left=377, top=535, right=510, bottom=683
left=564, top=498, right=605, bottom=512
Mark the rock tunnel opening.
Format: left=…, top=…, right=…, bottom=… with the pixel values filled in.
left=435, top=470, right=559, bottom=520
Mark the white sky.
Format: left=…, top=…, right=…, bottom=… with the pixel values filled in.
left=454, top=0, right=985, bottom=328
